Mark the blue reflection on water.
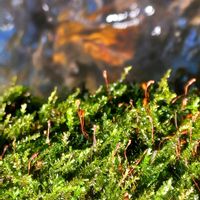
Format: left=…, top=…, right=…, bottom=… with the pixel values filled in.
left=182, top=28, right=200, bottom=60
left=176, top=17, right=188, bottom=29
left=87, top=0, right=98, bottom=13
left=0, top=28, right=16, bottom=65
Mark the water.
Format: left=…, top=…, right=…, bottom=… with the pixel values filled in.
left=0, top=0, right=199, bottom=95
left=0, top=8, right=15, bottom=63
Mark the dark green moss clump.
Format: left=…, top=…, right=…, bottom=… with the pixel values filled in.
left=0, top=69, right=199, bottom=199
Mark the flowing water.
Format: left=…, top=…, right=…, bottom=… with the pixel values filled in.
left=0, top=0, right=200, bottom=95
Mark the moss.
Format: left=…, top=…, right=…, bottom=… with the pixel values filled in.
left=0, top=69, right=199, bottom=199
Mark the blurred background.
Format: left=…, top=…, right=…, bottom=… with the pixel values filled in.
left=0, top=0, right=200, bottom=96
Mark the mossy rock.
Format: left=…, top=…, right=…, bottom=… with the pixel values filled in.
left=0, top=70, right=199, bottom=199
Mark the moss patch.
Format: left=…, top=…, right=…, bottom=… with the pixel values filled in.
left=0, top=70, right=199, bottom=199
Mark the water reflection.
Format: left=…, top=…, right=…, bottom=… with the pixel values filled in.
left=0, top=10, right=15, bottom=32
left=0, top=0, right=199, bottom=95
left=151, top=26, right=161, bottom=36
left=105, top=2, right=141, bottom=29
left=144, top=5, right=155, bottom=16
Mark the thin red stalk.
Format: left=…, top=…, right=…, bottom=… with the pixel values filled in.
left=92, top=125, right=97, bottom=146
left=176, top=138, right=181, bottom=159
left=181, top=78, right=196, bottom=108
left=120, top=167, right=134, bottom=186
left=113, top=143, right=121, bottom=157
left=78, top=109, right=89, bottom=139
left=192, top=176, right=200, bottom=193
left=129, top=99, right=134, bottom=107
left=189, top=112, right=200, bottom=143
left=171, top=95, right=181, bottom=104
left=192, top=141, right=199, bottom=157
left=119, top=150, right=147, bottom=186
left=0, top=145, right=9, bottom=160
left=184, top=78, right=196, bottom=96
left=141, top=80, right=154, bottom=106
left=181, top=97, right=188, bottom=109
left=28, top=152, right=39, bottom=174
left=112, top=143, right=121, bottom=169
left=189, top=126, right=192, bottom=143
left=135, top=149, right=147, bottom=166
left=172, top=78, right=196, bottom=105
left=158, top=136, right=173, bottom=150
left=103, top=70, right=110, bottom=95
left=124, top=140, right=131, bottom=161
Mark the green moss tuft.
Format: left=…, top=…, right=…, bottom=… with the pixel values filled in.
left=0, top=71, right=199, bottom=199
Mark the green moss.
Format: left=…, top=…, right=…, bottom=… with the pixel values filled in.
left=0, top=69, right=199, bottom=199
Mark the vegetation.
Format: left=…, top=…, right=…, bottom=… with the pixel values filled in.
left=0, top=68, right=199, bottom=199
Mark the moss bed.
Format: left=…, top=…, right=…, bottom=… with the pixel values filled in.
left=0, top=69, right=199, bottom=199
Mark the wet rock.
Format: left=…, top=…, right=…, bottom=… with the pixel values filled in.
left=0, top=0, right=200, bottom=95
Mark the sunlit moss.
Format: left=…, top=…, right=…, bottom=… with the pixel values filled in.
left=0, top=70, right=199, bottom=199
